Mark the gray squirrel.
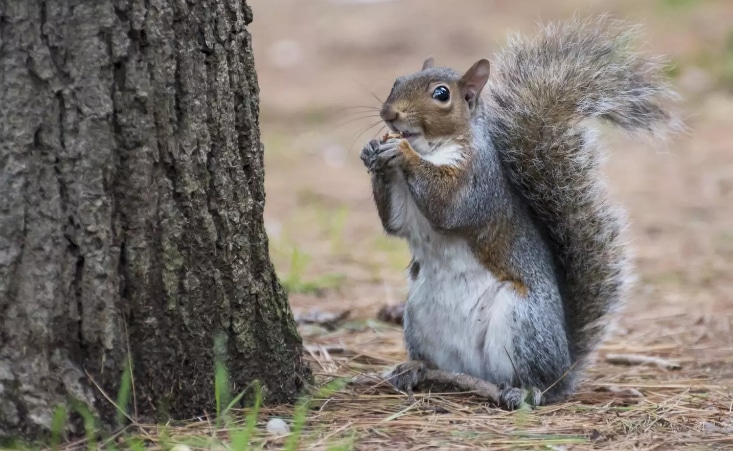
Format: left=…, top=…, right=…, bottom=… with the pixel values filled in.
left=359, top=16, right=680, bottom=409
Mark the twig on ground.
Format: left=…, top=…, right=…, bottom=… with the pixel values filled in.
left=295, top=309, right=351, bottom=330
left=605, top=353, right=682, bottom=370
left=304, top=344, right=352, bottom=355
left=595, top=386, right=645, bottom=398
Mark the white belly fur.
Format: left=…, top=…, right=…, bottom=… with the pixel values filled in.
left=388, top=172, right=519, bottom=384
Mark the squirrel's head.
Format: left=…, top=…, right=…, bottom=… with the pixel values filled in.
left=380, top=57, right=491, bottom=153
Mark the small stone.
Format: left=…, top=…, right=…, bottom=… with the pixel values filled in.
left=266, top=417, right=290, bottom=436
left=169, top=445, right=192, bottom=451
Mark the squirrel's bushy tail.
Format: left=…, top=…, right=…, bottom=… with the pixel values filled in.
left=485, top=16, right=680, bottom=372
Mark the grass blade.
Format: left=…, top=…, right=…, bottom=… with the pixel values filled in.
left=50, top=405, right=67, bottom=451
left=115, top=358, right=133, bottom=425
left=230, top=381, right=263, bottom=451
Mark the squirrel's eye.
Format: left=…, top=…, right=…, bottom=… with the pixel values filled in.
left=432, top=85, right=450, bottom=102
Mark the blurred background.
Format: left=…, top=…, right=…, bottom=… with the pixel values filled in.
left=248, top=0, right=733, bottom=325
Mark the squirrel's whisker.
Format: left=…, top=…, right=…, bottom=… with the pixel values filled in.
left=321, top=106, right=381, bottom=124
left=327, top=106, right=380, bottom=120
left=350, top=78, right=385, bottom=105
left=348, top=119, right=385, bottom=151
left=333, top=111, right=381, bottom=123
left=374, top=125, right=387, bottom=138
left=333, top=114, right=382, bottom=129
left=332, top=105, right=380, bottom=113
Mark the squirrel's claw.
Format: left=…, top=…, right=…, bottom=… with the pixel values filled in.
left=360, top=138, right=403, bottom=173
left=360, top=139, right=381, bottom=173
left=498, top=384, right=543, bottom=410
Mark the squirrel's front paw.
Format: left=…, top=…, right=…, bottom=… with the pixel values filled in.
left=383, top=360, right=427, bottom=394
left=360, top=138, right=404, bottom=173
left=360, top=139, right=381, bottom=172
left=498, top=384, right=543, bottom=411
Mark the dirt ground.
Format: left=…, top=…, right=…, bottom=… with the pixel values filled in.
left=248, top=0, right=733, bottom=449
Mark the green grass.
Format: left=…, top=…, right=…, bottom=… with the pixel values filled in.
left=123, top=437, right=146, bottom=451
left=372, top=235, right=410, bottom=269
left=35, top=336, right=356, bottom=451
left=284, top=379, right=351, bottom=451
left=50, top=405, right=67, bottom=451
left=279, top=247, right=345, bottom=295
left=231, top=382, right=262, bottom=451
left=658, top=0, right=704, bottom=10
left=663, top=58, right=682, bottom=80
left=323, top=206, right=350, bottom=254
left=68, top=399, right=98, bottom=451
left=266, top=202, right=352, bottom=295
left=723, top=30, right=733, bottom=90
left=115, top=359, right=133, bottom=426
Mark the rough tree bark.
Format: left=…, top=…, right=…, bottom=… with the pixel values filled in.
left=0, top=0, right=310, bottom=440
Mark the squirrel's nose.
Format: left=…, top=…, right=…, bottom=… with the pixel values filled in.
left=380, top=104, right=399, bottom=122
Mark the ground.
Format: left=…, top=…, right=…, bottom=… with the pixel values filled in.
left=55, top=0, right=733, bottom=450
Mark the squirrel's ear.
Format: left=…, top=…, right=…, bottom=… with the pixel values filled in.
left=459, top=59, right=491, bottom=109
left=421, top=57, right=434, bottom=71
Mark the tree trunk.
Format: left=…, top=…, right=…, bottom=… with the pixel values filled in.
left=0, top=0, right=310, bottom=440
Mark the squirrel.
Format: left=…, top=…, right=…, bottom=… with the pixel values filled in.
left=359, top=16, right=680, bottom=409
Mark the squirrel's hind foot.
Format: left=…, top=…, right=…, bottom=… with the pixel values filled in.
left=498, top=384, right=543, bottom=410
left=382, top=360, right=428, bottom=395
left=383, top=362, right=543, bottom=410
